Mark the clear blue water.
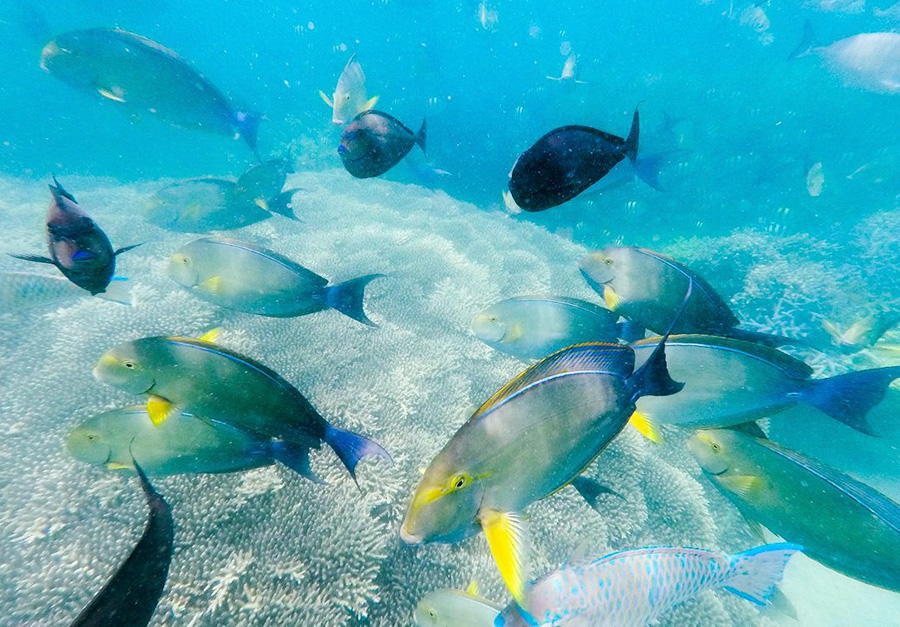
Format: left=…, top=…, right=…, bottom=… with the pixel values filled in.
left=2, top=1, right=900, bottom=625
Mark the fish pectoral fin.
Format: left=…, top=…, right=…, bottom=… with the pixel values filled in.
left=744, top=518, right=767, bottom=542
left=198, top=276, right=222, bottom=295
left=479, top=509, right=530, bottom=604
left=253, top=197, right=269, bottom=211
left=98, top=87, right=126, bottom=103
left=106, top=462, right=132, bottom=470
left=603, top=284, right=621, bottom=310
left=719, top=474, right=761, bottom=498
left=318, top=90, right=334, bottom=107
left=362, top=95, right=379, bottom=111
left=466, top=579, right=479, bottom=596
left=147, top=395, right=178, bottom=427
left=628, top=410, right=663, bottom=444
left=197, top=327, right=221, bottom=343
left=114, top=243, right=143, bottom=256
left=821, top=320, right=842, bottom=342
left=506, top=323, right=523, bottom=341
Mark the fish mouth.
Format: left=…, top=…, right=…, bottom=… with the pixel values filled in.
left=399, top=524, right=422, bottom=545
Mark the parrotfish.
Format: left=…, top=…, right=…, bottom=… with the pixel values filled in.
left=471, top=296, right=621, bottom=361
left=401, top=286, right=690, bottom=602
left=92, top=331, right=391, bottom=483
left=167, top=237, right=383, bottom=325
left=579, top=246, right=802, bottom=346
left=10, top=179, right=139, bottom=295
left=507, top=107, right=654, bottom=212
left=688, top=429, right=900, bottom=592
left=415, top=581, right=501, bottom=627
left=0, top=271, right=131, bottom=312
left=339, top=110, right=426, bottom=179
left=629, top=334, right=900, bottom=437
left=319, top=54, right=379, bottom=125
left=66, top=406, right=313, bottom=477
left=41, top=28, right=262, bottom=151
left=496, top=543, right=801, bottom=626
left=822, top=312, right=900, bottom=353
left=70, top=462, right=174, bottom=627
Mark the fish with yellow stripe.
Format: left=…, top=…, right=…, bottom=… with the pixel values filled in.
left=400, top=287, right=689, bottom=602
left=319, top=54, right=379, bottom=125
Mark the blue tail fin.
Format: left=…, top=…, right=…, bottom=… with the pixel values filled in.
left=801, top=367, right=900, bottom=435
left=233, top=110, right=264, bottom=153
left=323, top=424, right=392, bottom=484
left=725, top=543, right=802, bottom=605
left=414, top=118, right=427, bottom=156
left=264, top=188, right=301, bottom=220
left=268, top=440, right=324, bottom=484
left=325, top=274, right=384, bottom=326
left=572, top=476, right=624, bottom=510
left=623, top=106, right=639, bottom=164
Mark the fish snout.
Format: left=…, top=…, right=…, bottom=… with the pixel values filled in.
left=399, top=524, right=422, bottom=546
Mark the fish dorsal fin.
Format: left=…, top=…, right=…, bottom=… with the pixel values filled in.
left=197, top=328, right=221, bottom=343
left=472, top=343, right=634, bottom=420
left=466, top=579, right=479, bottom=596
left=719, top=474, right=761, bottom=498
left=757, top=438, right=900, bottom=535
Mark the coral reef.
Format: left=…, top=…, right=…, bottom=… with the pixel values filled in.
left=2, top=172, right=784, bottom=626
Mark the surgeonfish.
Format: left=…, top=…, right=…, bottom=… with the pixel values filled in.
left=339, top=110, right=426, bottom=179
left=470, top=296, right=620, bottom=361
left=415, top=581, right=501, bottom=627
left=495, top=543, right=801, bottom=626
left=230, top=157, right=298, bottom=219
left=92, top=330, right=392, bottom=483
left=790, top=23, right=900, bottom=94
left=168, top=237, right=383, bottom=325
left=70, top=462, right=174, bottom=627
left=0, top=271, right=131, bottom=312
left=319, top=54, right=379, bottom=125
left=10, top=179, right=139, bottom=295
left=822, top=312, right=900, bottom=353
left=629, top=334, right=900, bottom=437
left=65, top=406, right=314, bottom=477
left=507, top=107, right=655, bottom=211
left=579, top=246, right=802, bottom=346
left=41, top=29, right=262, bottom=151
left=401, top=285, right=691, bottom=602
left=688, top=429, right=900, bottom=592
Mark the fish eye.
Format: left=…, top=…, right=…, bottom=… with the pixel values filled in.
left=449, top=473, right=472, bottom=491
left=123, top=361, right=135, bottom=369
left=604, top=258, right=613, bottom=265
left=87, top=434, right=96, bottom=441
left=711, top=442, right=721, bottom=452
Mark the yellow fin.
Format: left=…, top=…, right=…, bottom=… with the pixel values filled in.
left=506, top=323, right=523, bottom=342
left=98, top=87, right=126, bottom=102
left=198, top=276, right=222, bottom=295
left=466, top=579, right=479, bottom=596
left=253, top=197, right=269, bottom=211
left=480, top=509, right=529, bottom=604
left=318, top=90, right=334, bottom=107
left=198, top=327, right=221, bottom=343
left=719, top=474, right=761, bottom=498
left=362, top=95, right=379, bottom=111
left=106, top=462, right=132, bottom=470
left=603, top=284, right=621, bottom=310
left=629, top=410, right=663, bottom=444
left=147, top=395, right=177, bottom=427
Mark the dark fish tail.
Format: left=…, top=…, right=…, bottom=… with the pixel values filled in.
left=572, top=476, right=624, bottom=509
left=323, top=424, right=392, bottom=485
left=325, top=274, right=384, bottom=326
left=264, top=188, right=301, bottom=220
left=414, top=117, right=427, bottom=156
left=268, top=440, right=324, bottom=483
left=800, top=367, right=900, bottom=435
left=233, top=110, right=264, bottom=153
left=50, top=176, right=76, bottom=202
left=623, top=106, right=639, bottom=164
left=789, top=20, right=818, bottom=60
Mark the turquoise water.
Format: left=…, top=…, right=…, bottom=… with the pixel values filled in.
left=2, top=1, right=900, bottom=625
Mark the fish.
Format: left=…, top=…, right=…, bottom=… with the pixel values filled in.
left=231, top=157, right=298, bottom=219
left=10, top=179, right=139, bottom=295
left=65, top=405, right=317, bottom=477
left=0, top=271, right=131, bottom=312
left=319, top=54, right=379, bottom=125
left=470, top=296, right=620, bottom=361
left=92, top=331, right=392, bottom=483
left=168, top=237, right=383, bottom=325
left=688, top=429, right=900, bottom=592
left=822, top=312, right=900, bottom=353
left=546, top=53, right=586, bottom=86
left=629, top=334, right=900, bottom=438
left=579, top=246, right=802, bottom=346
left=570, top=475, right=624, bottom=510
left=495, top=543, right=801, bottom=626
left=507, top=107, right=655, bottom=212
left=790, top=24, right=900, bottom=94
left=415, top=581, right=501, bottom=627
left=40, top=28, right=262, bottom=151
left=339, top=110, right=426, bottom=179
left=401, top=286, right=690, bottom=602
left=70, top=461, right=174, bottom=627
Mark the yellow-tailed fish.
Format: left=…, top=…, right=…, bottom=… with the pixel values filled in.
left=414, top=581, right=501, bottom=627
left=319, top=54, right=379, bottom=125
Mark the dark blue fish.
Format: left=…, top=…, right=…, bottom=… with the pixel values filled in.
left=70, top=461, right=174, bottom=627
left=339, top=110, right=426, bottom=178
left=11, top=179, right=139, bottom=295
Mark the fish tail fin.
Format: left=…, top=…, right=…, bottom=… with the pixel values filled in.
left=268, top=440, right=325, bottom=483
left=801, top=367, right=900, bottom=434
left=264, top=188, right=301, bottom=219
left=95, top=276, right=132, bottom=305
left=724, top=543, right=802, bottom=605
left=627, top=280, right=692, bottom=400
left=415, top=117, right=427, bottom=156
left=323, top=424, right=392, bottom=484
left=233, top=110, right=264, bottom=153
left=789, top=20, right=817, bottom=60
left=49, top=176, right=77, bottom=202
left=325, top=273, right=384, bottom=326
left=572, top=476, right=624, bottom=508
left=623, top=105, right=640, bottom=164
left=632, top=153, right=669, bottom=191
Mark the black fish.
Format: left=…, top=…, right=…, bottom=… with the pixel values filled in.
left=338, top=110, right=426, bottom=178
left=10, top=179, right=139, bottom=294
left=508, top=107, right=640, bottom=211
left=71, top=461, right=174, bottom=627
